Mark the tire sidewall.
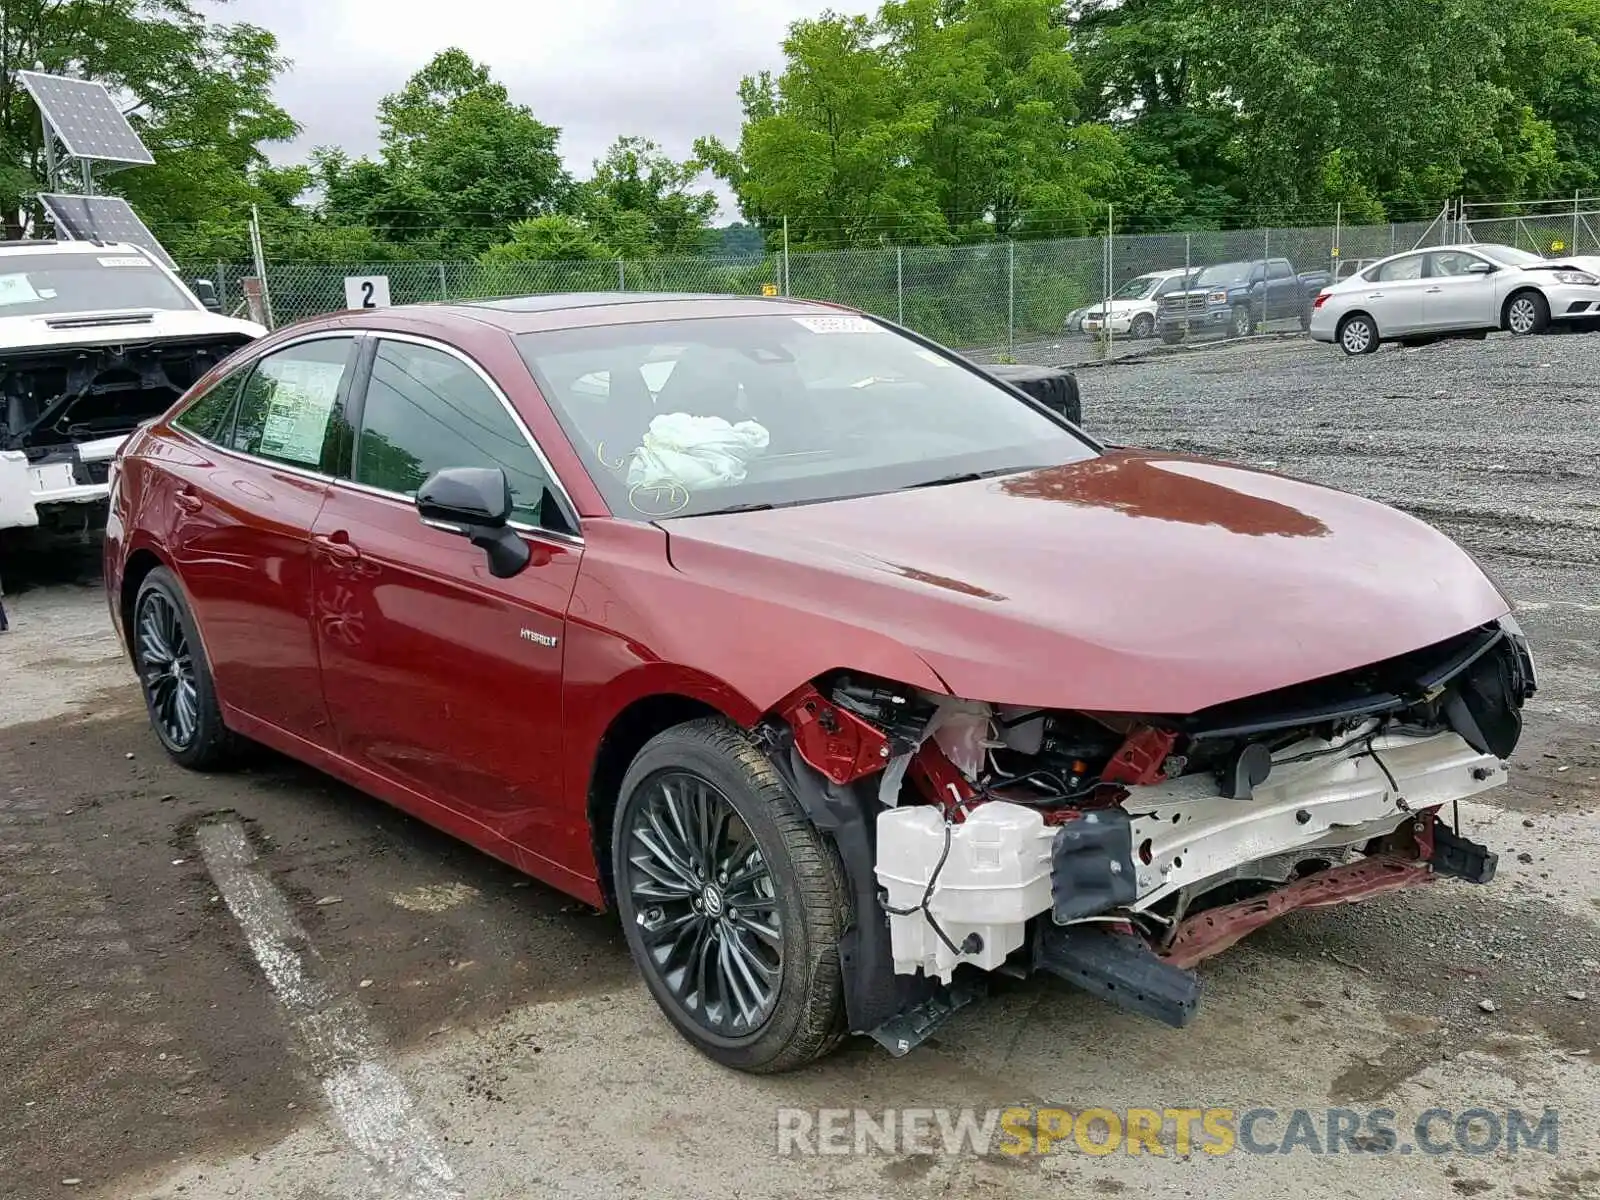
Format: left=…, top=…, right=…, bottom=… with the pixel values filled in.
left=612, top=728, right=832, bottom=1071
left=133, top=568, right=225, bottom=768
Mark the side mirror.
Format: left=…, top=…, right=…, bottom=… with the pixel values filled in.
left=191, top=278, right=223, bottom=313
left=1467, top=261, right=1495, bottom=275
left=416, top=466, right=531, bottom=579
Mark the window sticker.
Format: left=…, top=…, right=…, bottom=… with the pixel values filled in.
left=792, top=315, right=885, bottom=335
left=97, top=256, right=150, bottom=268
left=257, top=360, right=344, bottom=464
left=0, top=274, right=41, bottom=306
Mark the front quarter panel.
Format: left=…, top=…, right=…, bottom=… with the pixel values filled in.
left=560, top=518, right=950, bottom=833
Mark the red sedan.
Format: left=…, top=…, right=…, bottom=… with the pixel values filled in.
left=104, top=293, right=1535, bottom=1072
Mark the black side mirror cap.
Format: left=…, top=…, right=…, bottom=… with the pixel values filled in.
left=192, top=279, right=223, bottom=313
left=416, top=466, right=530, bottom=578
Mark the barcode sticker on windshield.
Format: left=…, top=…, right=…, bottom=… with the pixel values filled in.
left=98, top=256, right=150, bottom=268
left=792, top=315, right=884, bottom=335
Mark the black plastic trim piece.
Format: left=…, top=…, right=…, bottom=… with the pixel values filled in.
left=1430, top=824, right=1498, bottom=885
left=1035, top=923, right=1201, bottom=1028
left=1051, top=808, right=1138, bottom=922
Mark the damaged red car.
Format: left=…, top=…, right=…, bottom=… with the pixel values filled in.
left=103, top=294, right=1536, bottom=1072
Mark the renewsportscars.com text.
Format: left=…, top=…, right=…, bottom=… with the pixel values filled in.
left=775, top=1106, right=1560, bottom=1158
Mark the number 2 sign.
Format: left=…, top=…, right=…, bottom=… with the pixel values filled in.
left=344, top=275, right=392, bottom=310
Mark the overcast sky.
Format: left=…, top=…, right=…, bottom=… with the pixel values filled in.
left=206, top=0, right=829, bottom=217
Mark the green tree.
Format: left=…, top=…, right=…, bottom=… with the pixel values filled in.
left=480, top=215, right=613, bottom=262
left=579, top=137, right=718, bottom=257
left=320, top=48, right=571, bottom=258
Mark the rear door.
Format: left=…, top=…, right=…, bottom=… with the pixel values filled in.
left=1424, top=249, right=1500, bottom=330
left=163, top=334, right=358, bottom=746
left=311, top=333, right=584, bottom=854
left=1359, top=253, right=1432, bottom=335
left=1264, top=259, right=1297, bottom=321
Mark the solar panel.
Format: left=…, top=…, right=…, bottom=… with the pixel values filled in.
left=39, top=194, right=175, bottom=268
left=19, top=71, right=154, bottom=165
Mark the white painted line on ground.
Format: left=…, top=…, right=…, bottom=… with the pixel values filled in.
left=197, top=818, right=463, bottom=1200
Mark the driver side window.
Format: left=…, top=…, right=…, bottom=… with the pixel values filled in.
left=353, top=339, right=564, bottom=529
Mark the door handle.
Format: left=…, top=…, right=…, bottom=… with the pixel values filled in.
left=1367, top=292, right=1385, bottom=299
left=173, top=488, right=202, bottom=513
left=1425, top=287, right=1442, bottom=294
left=312, top=532, right=361, bottom=563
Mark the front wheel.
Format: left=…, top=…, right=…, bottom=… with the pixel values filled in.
left=1505, top=290, right=1550, bottom=336
left=1230, top=305, right=1254, bottom=338
left=612, top=718, right=849, bottom=1073
left=132, top=567, right=239, bottom=770
left=1130, top=313, right=1154, bottom=340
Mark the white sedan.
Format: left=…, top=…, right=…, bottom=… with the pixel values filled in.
left=1309, top=242, right=1600, bottom=355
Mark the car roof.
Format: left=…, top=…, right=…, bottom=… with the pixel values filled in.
left=0, top=239, right=147, bottom=256
left=281, top=291, right=860, bottom=340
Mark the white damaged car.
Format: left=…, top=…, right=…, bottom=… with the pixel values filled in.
left=0, top=239, right=263, bottom=542
left=1310, top=242, right=1600, bottom=354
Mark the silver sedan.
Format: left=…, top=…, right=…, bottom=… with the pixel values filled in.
left=1308, top=243, right=1600, bottom=355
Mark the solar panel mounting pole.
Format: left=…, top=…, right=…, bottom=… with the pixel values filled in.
left=40, top=108, right=60, bottom=192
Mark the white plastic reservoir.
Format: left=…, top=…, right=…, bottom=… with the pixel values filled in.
left=875, top=801, right=1056, bottom=983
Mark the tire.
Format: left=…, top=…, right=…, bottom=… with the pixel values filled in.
left=612, top=717, right=849, bottom=1073
left=1504, top=290, right=1550, bottom=336
left=132, top=567, right=240, bottom=771
left=1160, top=328, right=1183, bottom=345
left=1130, top=313, right=1154, bottom=340
left=1299, top=303, right=1314, bottom=332
left=1230, top=305, right=1254, bottom=338
left=1337, top=313, right=1380, bottom=355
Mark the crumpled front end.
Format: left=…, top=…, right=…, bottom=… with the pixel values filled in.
left=759, top=617, right=1536, bottom=1052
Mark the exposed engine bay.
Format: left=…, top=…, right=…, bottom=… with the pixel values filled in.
left=757, top=617, right=1536, bottom=1050
left=1, top=333, right=251, bottom=455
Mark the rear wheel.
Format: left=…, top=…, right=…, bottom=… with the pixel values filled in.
left=612, top=718, right=849, bottom=1072
left=1505, top=290, right=1550, bottom=336
left=132, top=568, right=239, bottom=770
left=1337, top=313, right=1380, bottom=355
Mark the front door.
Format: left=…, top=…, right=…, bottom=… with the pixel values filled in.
left=311, top=335, right=583, bottom=855
left=164, top=335, right=357, bottom=746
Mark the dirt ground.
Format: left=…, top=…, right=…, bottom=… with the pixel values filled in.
left=2, top=332, right=1598, bottom=1200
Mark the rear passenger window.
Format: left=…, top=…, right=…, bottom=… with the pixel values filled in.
left=354, top=339, right=559, bottom=526
left=1375, top=256, right=1424, bottom=282
left=228, top=339, right=353, bottom=470
left=174, top=372, right=245, bottom=441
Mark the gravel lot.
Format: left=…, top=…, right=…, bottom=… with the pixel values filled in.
left=2, top=330, right=1598, bottom=1200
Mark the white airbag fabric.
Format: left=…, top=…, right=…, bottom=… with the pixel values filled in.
left=626, top=412, right=770, bottom=491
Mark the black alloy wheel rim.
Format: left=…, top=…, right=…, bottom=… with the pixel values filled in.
left=136, top=591, right=199, bottom=749
left=621, top=771, right=782, bottom=1039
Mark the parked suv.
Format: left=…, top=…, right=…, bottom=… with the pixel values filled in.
left=1081, top=268, right=1196, bottom=339
left=1157, top=257, right=1333, bottom=343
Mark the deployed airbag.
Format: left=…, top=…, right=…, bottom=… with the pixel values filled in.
left=626, top=412, right=770, bottom=491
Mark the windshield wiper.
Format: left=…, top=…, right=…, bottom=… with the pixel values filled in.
left=906, top=466, right=1036, bottom=490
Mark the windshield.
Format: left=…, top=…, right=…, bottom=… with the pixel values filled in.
left=1112, top=275, right=1160, bottom=300
left=0, top=251, right=196, bottom=317
left=1475, top=244, right=1545, bottom=267
left=517, top=314, right=1098, bottom=518
left=1194, top=261, right=1251, bottom=287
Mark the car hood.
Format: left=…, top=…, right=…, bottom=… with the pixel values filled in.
left=660, top=451, right=1510, bottom=714
left=0, top=308, right=265, bottom=354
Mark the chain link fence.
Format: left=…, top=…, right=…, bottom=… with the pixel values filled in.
left=184, top=218, right=1450, bottom=362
